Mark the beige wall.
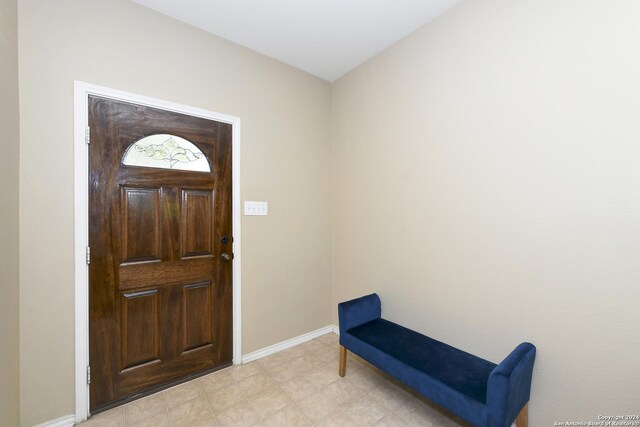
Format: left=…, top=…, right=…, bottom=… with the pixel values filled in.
left=332, top=0, right=640, bottom=424
left=0, top=0, right=20, bottom=425
left=18, top=0, right=332, bottom=424
left=0, top=0, right=20, bottom=426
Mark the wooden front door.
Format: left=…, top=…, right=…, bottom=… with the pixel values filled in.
left=88, top=96, right=233, bottom=412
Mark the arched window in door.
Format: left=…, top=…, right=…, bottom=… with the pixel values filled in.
left=122, top=134, right=211, bottom=172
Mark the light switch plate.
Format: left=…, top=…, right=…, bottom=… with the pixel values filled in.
left=244, top=201, right=268, bottom=216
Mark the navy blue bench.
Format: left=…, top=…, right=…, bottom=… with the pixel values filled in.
left=338, top=294, right=535, bottom=427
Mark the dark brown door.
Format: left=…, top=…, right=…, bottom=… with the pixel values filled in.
left=88, top=96, right=233, bottom=412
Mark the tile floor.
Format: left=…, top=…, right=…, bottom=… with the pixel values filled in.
left=80, top=333, right=467, bottom=427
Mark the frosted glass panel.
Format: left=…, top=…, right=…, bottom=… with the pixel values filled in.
left=122, top=134, right=211, bottom=172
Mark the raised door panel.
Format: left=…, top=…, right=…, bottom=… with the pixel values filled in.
left=182, top=282, right=213, bottom=353
left=121, top=187, right=161, bottom=263
left=181, top=190, right=214, bottom=259
left=120, top=289, right=161, bottom=371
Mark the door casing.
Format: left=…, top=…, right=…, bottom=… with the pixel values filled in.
left=73, top=81, right=242, bottom=423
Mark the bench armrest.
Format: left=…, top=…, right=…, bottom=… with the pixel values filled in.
left=486, top=342, right=536, bottom=427
left=338, top=293, right=381, bottom=333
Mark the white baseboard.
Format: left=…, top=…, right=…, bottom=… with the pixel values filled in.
left=330, top=324, right=339, bottom=335
left=33, top=414, right=76, bottom=427
left=241, top=325, right=338, bottom=363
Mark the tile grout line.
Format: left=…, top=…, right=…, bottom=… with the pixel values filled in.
left=195, top=376, right=219, bottom=427
left=284, top=393, right=314, bottom=426
left=262, top=339, right=330, bottom=426
left=252, top=352, right=314, bottom=425
left=160, top=388, right=174, bottom=427
left=300, top=341, right=342, bottom=426
left=234, top=361, right=270, bottom=425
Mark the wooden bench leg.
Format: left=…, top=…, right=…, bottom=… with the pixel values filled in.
left=339, top=345, right=347, bottom=377
left=516, top=403, right=528, bottom=427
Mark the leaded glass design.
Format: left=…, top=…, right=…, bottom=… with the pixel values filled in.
left=122, top=134, right=211, bottom=172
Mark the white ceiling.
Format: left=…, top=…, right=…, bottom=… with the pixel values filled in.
left=132, top=0, right=462, bottom=81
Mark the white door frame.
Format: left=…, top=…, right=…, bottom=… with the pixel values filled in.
left=73, top=81, right=242, bottom=423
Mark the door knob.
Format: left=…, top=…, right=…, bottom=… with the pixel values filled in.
left=221, top=252, right=233, bottom=261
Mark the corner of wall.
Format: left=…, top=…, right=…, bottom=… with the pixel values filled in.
left=0, top=0, right=21, bottom=424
